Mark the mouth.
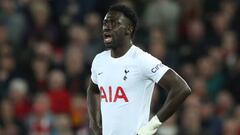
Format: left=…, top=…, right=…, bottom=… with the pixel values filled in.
left=103, top=33, right=113, bottom=44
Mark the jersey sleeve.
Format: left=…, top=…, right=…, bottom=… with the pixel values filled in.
left=91, top=56, right=98, bottom=85
left=140, top=52, right=170, bottom=83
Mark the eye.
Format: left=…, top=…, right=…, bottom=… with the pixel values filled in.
left=103, top=21, right=107, bottom=25
left=111, top=21, right=120, bottom=27
left=112, top=21, right=116, bottom=26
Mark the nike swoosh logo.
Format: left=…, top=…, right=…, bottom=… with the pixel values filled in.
left=98, top=72, right=103, bottom=75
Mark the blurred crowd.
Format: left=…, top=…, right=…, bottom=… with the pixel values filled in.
left=0, top=0, right=240, bottom=135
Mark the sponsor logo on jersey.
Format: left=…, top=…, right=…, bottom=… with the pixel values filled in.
left=100, top=86, right=128, bottom=102
left=98, top=72, right=103, bottom=75
left=151, top=63, right=163, bottom=73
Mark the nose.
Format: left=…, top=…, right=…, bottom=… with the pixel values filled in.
left=103, top=25, right=109, bottom=32
left=103, top=22, right=112, bottom=31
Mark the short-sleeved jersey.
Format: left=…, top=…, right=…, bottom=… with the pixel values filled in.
left=91, top=45, right=169, bottom=135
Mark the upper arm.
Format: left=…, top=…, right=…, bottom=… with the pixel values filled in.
left=140, top=52, right=169, bottom=83
left=88, top=79, right=100, bottom=94
left=158, top=69, right=191, bottom=93
left=91, top=54, right=99, bottom=85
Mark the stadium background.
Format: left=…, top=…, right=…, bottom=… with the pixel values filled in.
left=0, top=0, right=240, bottom=134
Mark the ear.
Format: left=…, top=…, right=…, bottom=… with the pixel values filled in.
left=125, top=25, right=133, bottom=36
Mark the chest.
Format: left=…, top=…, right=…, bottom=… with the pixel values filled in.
left=97, top=62, right=141, bottom=85
left=96, top=61, right=143, bottom=101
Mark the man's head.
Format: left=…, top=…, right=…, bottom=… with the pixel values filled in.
left=103, top=4, right=138, bottom=49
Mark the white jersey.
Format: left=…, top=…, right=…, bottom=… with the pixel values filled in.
left=91, top=45, right=169, bottom=135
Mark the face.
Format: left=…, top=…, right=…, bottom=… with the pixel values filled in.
left=48, top=70, right=66, bottom=89
left=102, top=11, right=131, bottom=49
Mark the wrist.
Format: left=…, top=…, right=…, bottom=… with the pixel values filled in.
left=149, top=115, right=162, bottom=128
left=137, top=115, right=162, bottom=134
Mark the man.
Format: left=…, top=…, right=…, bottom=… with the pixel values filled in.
left=87, top=4, right=191, bottom=135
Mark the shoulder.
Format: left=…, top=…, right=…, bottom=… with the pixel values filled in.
left=91, top=50, right=110, bottom=70
left=130, top=45, right=147, bottom=59
left=92, top=50, right=110, bottom=63
left=132, top=45, right=161, bottom=63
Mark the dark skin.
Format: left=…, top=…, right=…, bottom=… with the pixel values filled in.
left=87, top=10, right=191, bottom=135
left=87, top=80, right=102, bottom=135
left=102, top=11, right=133, bottom=57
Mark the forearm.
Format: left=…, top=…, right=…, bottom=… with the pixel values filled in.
left=156, top=86, right=191, bottom=122
left=87, top=87, right=101, bottom=127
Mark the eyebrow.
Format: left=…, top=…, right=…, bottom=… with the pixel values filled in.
left=103, top=17, right=118, bottom=23
left=104, top=15, right=115, bottom=20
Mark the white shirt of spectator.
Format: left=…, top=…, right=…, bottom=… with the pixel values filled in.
left=91, top=45, right=169, bottom=135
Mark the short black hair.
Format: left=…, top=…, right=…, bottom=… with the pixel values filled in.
left=109, top=4, right=138, bottom=38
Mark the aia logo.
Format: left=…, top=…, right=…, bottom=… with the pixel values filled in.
left=100, top=86, right=128, bottom=102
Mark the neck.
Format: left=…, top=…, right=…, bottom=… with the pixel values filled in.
left=111, top=40, right=132, bottom=58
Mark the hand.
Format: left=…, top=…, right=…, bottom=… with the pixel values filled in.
left=137, top=125, right=158, bottom=135
left=137, top=116, right=162, bottom=135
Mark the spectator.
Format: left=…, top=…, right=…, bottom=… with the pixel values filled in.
left=180, top=19, right=207, bottom=63
left=223, top=118, right=239, bottom=135
left=180, top=107, right=202, bottom=135
left=32, top=39, right=54, bottom=61
left=52, top=114, right=73, bottom=135
left=68, top=24, right=101, bottom=64
left=25, top=1, right=59, bottom=46
left=0, top=0, right=26, bottom=47
left=84, top=12, right=104, bottom=62
left=179, top=63, right=196, bottom=84
left=215, top=91, right=235, bottom=118
left=191, top=77, right=208, bottom=101
left=222, top=31, right=238, bottom=70
left=68, top=25, right=89, bottom=47
left=196, top=56, right=225, bottom=99
left=200, top=101, right=223, bottom=135
left=8, top=78, right=31, bottom=120
left=47, top=69, right=71, bottom=114
left=0, top=44, right=17, bottom=99
left=28, top=93, right=53, bottom=135
left=64, top=45, right=87, bottom=94
left=70, top=95, right=88, bottom=130
left=0, top=98, right=27, bottom=135
left=148, top=28, right=166, bottom=61
left=31, top=56, right=51, bottom=93
left=234, top=106, right=240, bottom=134
left=144, top=0, right=180, bottom=43
left=227, top=58, right=240, bottom=103
left=0, top=24, right=9, bottom=45
left=84, top=12, right=102, bottom=42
